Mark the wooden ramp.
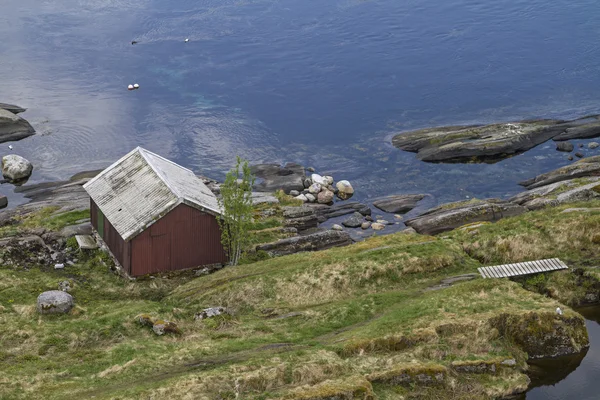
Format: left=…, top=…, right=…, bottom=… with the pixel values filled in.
left=478, top=258, right=568, bottom=279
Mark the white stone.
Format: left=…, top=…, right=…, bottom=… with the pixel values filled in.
left=54, top=263, right=65, bottom=270
left=2, top=154, right=33, bottom=181
left=311, top=174, right=326, bottom=185
left=127, top=84, right=134, bottom=90
left=323, top=176, right=334, bottom=186
left=336, top=180, right=354, bottom=200
left=133, top=83, right=140, bottom=89
left=308, top=183, right=322, bottom=194
left=295, top=194, right=308, bottom=202
left=331, top=224, right=344, bottom=231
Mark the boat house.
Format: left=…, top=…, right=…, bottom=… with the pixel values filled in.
left=83, top=147, right=226, bottom=276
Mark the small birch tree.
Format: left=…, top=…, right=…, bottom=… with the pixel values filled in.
left=217, top=156, right=255, bottom=266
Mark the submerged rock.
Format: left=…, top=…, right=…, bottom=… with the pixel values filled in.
left=556, top=141, right=574, bottom=152
left=2, top=154, right=33, bottom=182
left=256, top=230, right=353, bottom=256
left=0, top=195, right=7, bottom=209
left=37, top=290, right=74, bottom=314
left=0, top=108, right=35, bottom=144
left=372, top=194, right=426, bottom=213
left=404, top=199, right=527, bottom=235
left=250, top=163, right=305, bottom=194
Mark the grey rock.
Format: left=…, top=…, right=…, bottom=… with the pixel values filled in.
left=561, top=207, right=600, bottom=213
left=590, top=142, right=600, bottom=149
left=59, top=222, right=93, bottom=238
left=250, top=163, right=305, bottom=194
left=361, top=221, right=371, bottom=230
left=332, top=224, right=344, bottom=231
left=305, top=193, right=316, bottom=203
left=376, top=219, right=391, bottom=225
left=306, top=167, right=316, bottom=173
left=2, top=154, right=33, bottom=182
left=194, top=307, right=229, bottom=320
left=308, top=183, right=322, bottom=194
left=0, top=195, right=7, bottom=209
left=371, top=222, right=385, bottom=231
left=0, top=102, right=27, bottom=114
left=365, top=215, right=374, bottom=222
left=37, top=290, right=74, bottom=314
left=317, top=189, right=334, bottom=204
left=289, top=190, right=300, bottom=197
left=501, top=359, right=517, bottom=367
left=575, top=152, right=585, bottom=158
left=251, top=192, right=280, bottom=205
left=0, top=108, right=35, bottom=143
left=282, top=206, right=319, bottom=231
left=294, top=194, right=308, bottom=203
left=372, top=194, right=426, bottom=213
left=553, top=118, right=600, bottom=141
left=556, top=141, right=574, bottom=152
left=342, top=212, right=364, bottom=228
left=335, top=180, right=354, bottom=200
left=311, top=173, right=326, bottom=185
left=519, top=156, right=600, bottom=189
left=579, top=143, right=585, bottom=148
left=307, top=202, right=371, bottom=222
left=322, top=176, right=334, bottom=186
left=256, top=230, right=353, bottom=256
left=568, top=155, right=574, bottom=161
left=405, top=199, right=527, bottom=235
left=303, top=178, right=312, bottom=188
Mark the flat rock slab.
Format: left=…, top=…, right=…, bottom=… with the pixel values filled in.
left=257, top=230, right=353, bottom=256
left=519, top=156, right=600, bottom=190
left=372, top=194, right=426, bottom=213
left=405, top=199, right=527, bottom=235
left=251, top=163, right=305, bottom=194
left=75, top=234, right=98, bottom=250
left=0, top=108, right=35, bottom=144
left=0, top=102, right=26, bottom=114
left=251, top=192, right=279, bottom=205
left=392, top=115, right=600, bottom=163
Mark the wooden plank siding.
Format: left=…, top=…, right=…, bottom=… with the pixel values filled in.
left=90, top=199, right=131, bottom=274
left=130, top=203, right=227, bottom=276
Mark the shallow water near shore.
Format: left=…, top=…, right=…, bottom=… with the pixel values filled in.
left=522, top=306, right=600, bottom=399
left=2, top=0, right=600, bottom=210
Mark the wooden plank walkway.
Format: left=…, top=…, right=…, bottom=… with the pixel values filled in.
left=478, top=258, right=568, bottom=279
left=75, top=234, right=98, bottom=250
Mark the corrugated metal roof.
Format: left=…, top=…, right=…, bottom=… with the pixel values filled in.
left=83, top=147, right=220, bottom=241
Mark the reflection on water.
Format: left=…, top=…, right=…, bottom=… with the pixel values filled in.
left=2, top=0, right=600, bottom=211
left=523, top=306, right=600, bottom=400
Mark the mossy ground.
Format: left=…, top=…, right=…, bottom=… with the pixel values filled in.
left=1, top=202, right=599, bottom=399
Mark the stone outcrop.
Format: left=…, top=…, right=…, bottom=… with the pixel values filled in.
left=0, top=102, right=26, bottom=114
left=256, top=230, right=353, bottom=256
left=0, top=108, right=35, bottom=144
left=392, top=115, right=600, bottom=163
left=404, top=199, right=527, bottom=235
left=372, top=194, right=426, bottom=213
left=251, top=163, right=305, bottom=194
left=37, top=290, right=74, bottom=314
left=282, top=206, right=319, bottom=231
left=510, top=178, right=600, bottom=210
left=308, top=202, right=371, bottom=222
left=519, top=156, right=600, bottom=189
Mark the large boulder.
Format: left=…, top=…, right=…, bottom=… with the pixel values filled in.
left=372, top=194, right=426, bottom=213
left=317, top=189, right=334, bottom=204
left=0, top=109, right=35, bottom=143
left=256, top=230, right=353, bottom=256
left=37, top=290, right=74, bottom=314
left=392, top=116, right=600, bottom=163
left=404, top=199, right=527, bottom=235
left=336, top=180, right=354, bottom=200
left=2, top=154, right=33, bottom=182
left=519, top=156, right=600, bottom=189
left=0, top=102, right=26, bottom=114
left=250, top=163, right=305, bottom=194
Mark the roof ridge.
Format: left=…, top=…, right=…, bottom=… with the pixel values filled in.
left=137, top=147, right=183, bottom=199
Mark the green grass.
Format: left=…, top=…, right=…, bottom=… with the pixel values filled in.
left=1, top=202, right=599, bottom=399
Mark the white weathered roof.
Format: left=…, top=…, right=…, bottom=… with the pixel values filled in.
left=83, top=147, right=220, bottom=241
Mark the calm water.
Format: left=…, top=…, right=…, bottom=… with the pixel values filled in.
left=1, top=1, right=600, bottom=394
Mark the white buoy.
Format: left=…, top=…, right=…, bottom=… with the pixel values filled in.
left=8, top=145, right=13, bottom=150
left=127, top=84, right=134, bottom=91
left=184, top=38, right=189, bottom=42
left=133, top=83, right=140, bottom=89
left=556, top=307, right=563, bottom=315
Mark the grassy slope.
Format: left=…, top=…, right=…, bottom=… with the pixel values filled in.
left=1, top=202, right=600, bottom=399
